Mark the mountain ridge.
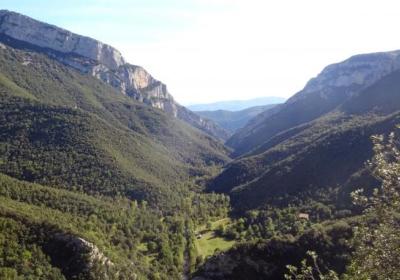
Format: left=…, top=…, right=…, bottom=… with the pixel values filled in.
left=194, top=104, right=278, bottom=133
left=0, top=32, right=232, bottom=278
left=0, top=44, right=230, bottom=208
left=211, top=50, right=400, bottom=211
left=0, top=9, right=399, bottom=280
left=188, top=96, right=285, bottom=111
left=227, top=50, right=400, bottom=156
left=0, top=10, right=229, bottom=140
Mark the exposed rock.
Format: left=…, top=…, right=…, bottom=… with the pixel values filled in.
left=79, top=238, right=113, bottom=267
left=0, top=10, right=125, bottom=70
left=0, top=10, right=229, bottom=140
left=290, top=50, right=400, bottom=103
left=44, top=233, right=116, bottom=279
left=227, top=50, right=400, bottom=155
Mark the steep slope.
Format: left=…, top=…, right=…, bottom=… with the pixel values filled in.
left=0, top=9, right=229, bottom=140
left=0, top=20, right=232, bottom=279
left=210, top=54, right=400, bottom=212
left=195, top=104, right=277, bottom=133
left=0, top=42, right=229, bottom=210
left=228, top=50, right=400, bottom=156
left=197, top=60, right=400, bottom=279
left=0, top=172, right=185, bottom=279
left=212, top=112, right=400, bottom=211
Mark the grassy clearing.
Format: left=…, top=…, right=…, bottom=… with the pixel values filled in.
left=195, top=218, right=235, bottom=258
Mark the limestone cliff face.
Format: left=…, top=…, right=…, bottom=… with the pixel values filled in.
left=0, top=10, right=125, bottom=70
left=289, top=50, right=400, bottom=103
left=228, top=50, right=400, bottom=155
left=0, top=10, right=229, bottom=140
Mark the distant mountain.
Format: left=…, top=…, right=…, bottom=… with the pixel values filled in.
left=195, top=104, right=278, bottom=133
left=0, top=10, right=229, bottom=140
left=210, top=50, right=400, bottom=212
left=188, top=96, right=285, bottom=111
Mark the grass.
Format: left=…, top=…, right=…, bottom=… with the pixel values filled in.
left=195, top=218, right=235, bottom=258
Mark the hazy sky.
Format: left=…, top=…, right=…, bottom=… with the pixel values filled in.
left=2, top=0, right=400, bottom=105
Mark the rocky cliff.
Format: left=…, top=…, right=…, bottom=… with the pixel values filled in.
left=289, top=50, right=400, bottom=103
left=227, top=50, right=400, bottom=155
left=0, top=10, right=229, bottom=140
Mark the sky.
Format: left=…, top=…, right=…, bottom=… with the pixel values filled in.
left=2, top=0, right=400, bottom=105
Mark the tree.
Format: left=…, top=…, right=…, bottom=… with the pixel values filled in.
left=0, top=268, right=18, bottom=280
left=285, top=251, right=339, bottom=280
left=285, top=128, right=400, bottom=279
left=346, top=130, right=400, bottom=279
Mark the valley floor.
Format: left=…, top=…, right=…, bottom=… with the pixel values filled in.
left=195, top=218, right=235, bottom=258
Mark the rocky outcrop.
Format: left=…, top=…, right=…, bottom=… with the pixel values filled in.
left=228, top=50, right=400, bottom=155
left=52, top=233, right=113, bottom=267
left=43, top=233, right=117, bottom=279
left=289, top=50, right=400, bottom=103
left=0, top=10, right=229, bottom=140
left=0, top=10, right=125, bottom=70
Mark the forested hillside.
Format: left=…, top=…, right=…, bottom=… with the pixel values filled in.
left=227, top=51, right=400, bottom=156
left=0, top=38, right=231, bottom=279
left=193, top=51, right=400, bottom=279
left=210, top=55, right=400, bottom=212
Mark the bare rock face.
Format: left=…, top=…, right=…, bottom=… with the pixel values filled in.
left=95, top=63, right=178, bottom=116
left=47, top=233, right=139, bottom=279
left=52, top=233, right=113, bottom=268
left=228, top=50, right=400, bottom=155
left=0, top=10, right=229, bottom=140
left=289, top=50, right=400, bottom=103
left=0, top=10, right=125, bottom=70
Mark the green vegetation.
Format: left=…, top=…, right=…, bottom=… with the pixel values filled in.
left=217, top=65, right=400, bottom=212
left=0, top=45, right=229, bottom=211
left=1, top=28, right=400, bottom=280
left=196, top=53, right=400, bottom=280
left=0, top=215, right=65, bottom=280
left=0, top=45, right=231, bottom=279
left=211, top=110, right=400, bottom=212
left=285, top=129, right=400, bottom=279
left=194, top=220, right=353, bottom=280
left=195, top=105, right=276, bottom=133
left=0, top=173, right=180, bottom=279
left=195, top=218, right=235, bottom=258
left=346, top=130, right=400, bottom=279
left=197, top=128, right=400, bottom=279
left=0, top=171, right=231, bottom=279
